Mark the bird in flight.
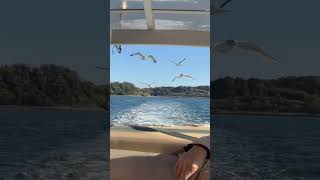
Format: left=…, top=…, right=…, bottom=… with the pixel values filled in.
left=212, top=40, right=279, bottom=64
left=112, top=45, right=122, bottom=54
left=140, top=82, right=154, bottom=88
left=130, top=52, right=157, bottom=63
left=172, top=74, right=194, bottom=82
left=170, top=58, right=187, bottom=66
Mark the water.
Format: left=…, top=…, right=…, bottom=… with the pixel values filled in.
left=110, top=95, right=210, bottom=126
left=213, top=115, right=320, bottom=180
left=0, top=110, right=107, bottom=180
left=2, top=99, right=320, bottom=180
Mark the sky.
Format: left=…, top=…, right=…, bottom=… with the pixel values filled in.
left=1, top=0, right=320, bottom=84
left=110, top=45, right=210, bottom=87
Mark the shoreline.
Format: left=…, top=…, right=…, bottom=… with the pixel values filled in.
left=1, top=105, right=319, bottom=117
left=110, top=95, right=209, bottom=98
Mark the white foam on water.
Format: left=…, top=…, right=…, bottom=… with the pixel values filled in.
left=111, top=99, right=209, bottom=126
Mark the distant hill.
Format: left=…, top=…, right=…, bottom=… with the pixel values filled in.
left=212, top=76, right=320, bottom=114
left=0, top=64, right=107, bottom=109
left=110, top=82, right=210, bottom=97
left=1, top=64, right=320, bottom=114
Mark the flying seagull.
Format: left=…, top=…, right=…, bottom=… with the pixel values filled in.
left=112, top=45, right=122, bottom=54
left=170, top=58, right=187, bottom=66
left=130, top=52, right=157, bottom=63
left=140, top=82, right=154, bottom=88
left=212, top=40, right=279, bottom=63
left=172, top=74, right=194, bottom=82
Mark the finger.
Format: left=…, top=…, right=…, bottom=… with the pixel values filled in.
left=178, top=164, right=186, bottom=179
left=176, top=160, right=183, bottom=177
left=188, top=168, right=202, bottom=180
left=180, top=165, right=192, bottom=180
left=183, top=170, right=195, bottom=180
left=175, top=153, right=183, bottom=175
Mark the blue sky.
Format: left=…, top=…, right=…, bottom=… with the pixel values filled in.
left=110, top=45, right=210, bottom=88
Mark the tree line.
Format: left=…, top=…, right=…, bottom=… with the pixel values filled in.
left=1, top=64, right=319, bottom=114
left=212, top=76, right=320, bottom=114
left=110, top=82, right=210, bottom=97
left=0, top=64, right=107, bottom=109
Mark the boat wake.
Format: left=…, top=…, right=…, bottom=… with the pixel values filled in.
left=111, top=98, right=209, bottom=126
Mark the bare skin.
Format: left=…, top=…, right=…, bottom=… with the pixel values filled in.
left=175, top=145, right=208, bottom=180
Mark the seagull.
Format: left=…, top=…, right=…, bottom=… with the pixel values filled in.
left=212, top=40, right=279, bottom=63
left=172, top=74, right=194, bottom=82
left=140, top=82, right=154, bottom=88
left=112, top=45, right=122, bottom=54
left=170, top=58, right=187, bottom=66
left=130, top=52, right=157, bottom=63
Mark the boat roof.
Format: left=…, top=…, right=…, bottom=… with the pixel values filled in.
left=110, top=0, right=210, bottom=46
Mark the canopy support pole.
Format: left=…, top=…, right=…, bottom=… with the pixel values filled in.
left=143, top=0, right=155, bottom=30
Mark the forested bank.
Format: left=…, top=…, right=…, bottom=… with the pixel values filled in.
left=1, top=64, right=320, bottom=114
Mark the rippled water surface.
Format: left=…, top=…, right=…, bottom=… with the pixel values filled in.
left=213, top=115, right=320, bottom=180
left=0, top=110, right=107, bottom=180
left=110, top=96, right=210, bottom=126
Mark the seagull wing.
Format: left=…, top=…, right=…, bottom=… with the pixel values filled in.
left=115, top=45, right=121, bottom=54
left=147, top=55, right=157, bottom=63
left=130, top=52, right=145, bottom=59
left=178, top=58, right=187, bottom=64
left=112, top=45, right=115, bottom=54
left=236, top=41, right=279, bottom=63
left=183, top=74, right=193, bottom=79
left=172, top=75, right=180, bottom=82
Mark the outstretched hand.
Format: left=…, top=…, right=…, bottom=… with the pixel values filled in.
left=175, top=145, right=208, bottom=180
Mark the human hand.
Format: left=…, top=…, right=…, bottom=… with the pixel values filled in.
left=175, top=145, right=208, bottom=180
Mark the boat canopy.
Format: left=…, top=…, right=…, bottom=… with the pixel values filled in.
left=110, top=0, right=210, bottom=46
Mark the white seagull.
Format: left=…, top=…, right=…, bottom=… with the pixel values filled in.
left=140, top=82, right=154, bottom=88
left=112, top=45, right=122, bottom=54
left=212, top=40, right=279, bottom=63
left=130, top=52, right=157, bottom=63
left=170, top=58, right=187, bottom=66
left=172, top=74, right=194, bottom=82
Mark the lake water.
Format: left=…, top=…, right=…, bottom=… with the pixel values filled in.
left=110, top=96, right=210, bottom=126
left=213, top=115, right=320, bottom=180
left=0, top=110, right=107, bottom=180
